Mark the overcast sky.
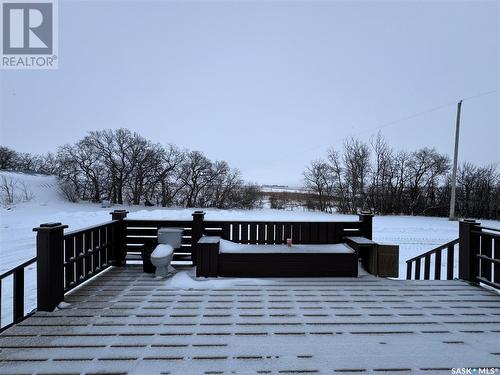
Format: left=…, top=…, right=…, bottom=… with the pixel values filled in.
left=1, top=0, right=498, bottom=186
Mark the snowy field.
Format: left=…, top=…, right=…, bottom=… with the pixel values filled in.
left=1, top=171, right=499, bottom=327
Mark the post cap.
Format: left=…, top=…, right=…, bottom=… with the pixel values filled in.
left=461, top=219, right=478, bottom=224
left=33, top=223, right=68, bottom=232
left=41, top=222, right=62, bottom=227
left=110, top=209, right=129, bottom=220
left=359, top=210, right=373, bottom=216
left=193, top=210, right=205, bottom=216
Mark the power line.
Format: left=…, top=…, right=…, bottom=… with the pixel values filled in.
left=461, top=89, right=499, bottom=102
left=268, top=88, right=499, bottom=165
left=337, top=89, right=498, bottom=143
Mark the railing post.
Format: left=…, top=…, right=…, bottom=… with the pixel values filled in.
left=33, top=222, right=68, bottom=312
left=192, top=211, right=205, bottom=262
left=110, top=210, right=128, bottom=266
left=459, top=219, right=480, bottom=283
left=359, top=211, right=373, bottom=240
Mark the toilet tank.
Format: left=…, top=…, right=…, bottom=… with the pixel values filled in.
left=157, top=227, right=184, bottom=249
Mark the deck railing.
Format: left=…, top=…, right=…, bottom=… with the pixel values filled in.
left=0, top=211, right=128, bottom=332
left=202, top=220, right=366, bottom=244
left=2, top=210, right=497, bottom=333
left=406, top=238, right=459, bottom=280
left=0, top=257, right=37, bottom=331
left=124, top=211, right=373, bottom=265
left=470, top=225, right=499, bottom=290
left=0, top=209, right=373, bottom=332
left=406, top=219, right=499, bottom=290
left=63, top=220, right=118, bottom=293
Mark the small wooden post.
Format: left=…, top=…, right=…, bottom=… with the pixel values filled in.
left=196, top=236, right=220, bottom=277
left=458, top=219, right=480, bottom=283
left=359, top=211, right=373, bottom=240
left=110, top=210, right=128, bottom=266
left=33, top=222, right=68, bottom=312
left=191, top=211, right=205, bottom=262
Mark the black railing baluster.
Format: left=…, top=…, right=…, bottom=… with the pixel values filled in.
left=84, top=231, right=92, bottom=276
left=424, top=255, right=431, bottom=280
left=76, top=233, right=84, bottom=282
left=415, top=260, right=421, bottom=280
left=92, top=229, right=99, bottom=273
left=99, top=225, right=106, bottom=267
left=447, top=245, right=454, bottom=280
left=65, top=237, right=75, bottom=289
left=266, top=223, right=274, bottom=244
left=434, top=249, right=442, bottom=280
left=13, top=268, right=24, bottom=323
left=406, top=261, right=412, bottom=280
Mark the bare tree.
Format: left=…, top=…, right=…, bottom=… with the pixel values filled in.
left=155, top=145, right=185, bottom=207
left=343, top=138, right=371, bottom=213
left=368, top=132, right=393, bottom=214
left=18, top=181, right=34, bottom=201
left=0, top=176, right=17, bottom=205
left=406, top=148, right=450, bottom=215
left=303, top=159, right=333, bottom=212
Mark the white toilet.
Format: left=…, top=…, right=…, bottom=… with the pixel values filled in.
left=150, top=227, right=183, bottom=277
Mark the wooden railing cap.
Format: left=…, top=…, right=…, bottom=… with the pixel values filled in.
left=110, top=209, right=129, bottom=214
left=33, top=223, right=68, bottom=232
left=460, top=219, right=478, bottom=223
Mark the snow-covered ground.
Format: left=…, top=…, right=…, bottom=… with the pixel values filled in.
left=1, top=171, right=499, bottom=327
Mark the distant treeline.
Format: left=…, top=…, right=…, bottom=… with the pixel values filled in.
left=303, top=132, right=499, bottom=220
left=2, top=129, right=498, bottom=219
left=0, top=129, right=260, bottom=209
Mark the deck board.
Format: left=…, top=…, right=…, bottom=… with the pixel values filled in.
left=0, top=266, right=499, bottom=374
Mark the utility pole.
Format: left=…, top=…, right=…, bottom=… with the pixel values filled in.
left=449, top=100, right=462, bottom=220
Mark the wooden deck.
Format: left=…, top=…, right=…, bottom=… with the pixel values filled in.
left=0, top=266, right=499, bottom=374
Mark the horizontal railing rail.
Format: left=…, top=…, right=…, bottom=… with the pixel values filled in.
left=0, top=257, right=37, bottom=332
left=406, top=238, right=459, bottom=280
left=478, top=226, right=500, bottom=233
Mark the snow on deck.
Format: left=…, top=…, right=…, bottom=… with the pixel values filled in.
left=0, top=267, right=499, bottom=374
left=219, top=239, right=355, bottom=254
